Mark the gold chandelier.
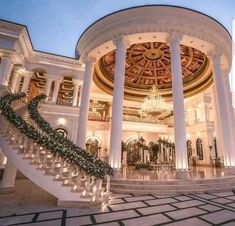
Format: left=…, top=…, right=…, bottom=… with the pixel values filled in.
left=139, top=85, right=171, bottom=117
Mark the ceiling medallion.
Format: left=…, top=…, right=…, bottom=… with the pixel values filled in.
left=143, top=49, right=162, bottom=60
left=139, top=85, right=171, bottom=117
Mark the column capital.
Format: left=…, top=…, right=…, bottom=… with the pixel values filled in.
left=0, top=54, right=13, bottom=62
left=207, top=47, right=223, bottom=62
left=166, top=31, right=182, bottom=47
left=23, top=71, right=34, bottom=79
left=13, top=67, right=33, bottom=78
left=45, top=74, right=55, bottom=81
left=72, top=79, right=82, bottom=87
left=83, top=55, right=96, bottom=65
left=54, top=77, right=63, bottom=83
left=113, top=35, right=131, bottom=50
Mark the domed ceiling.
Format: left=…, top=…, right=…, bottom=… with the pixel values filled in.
left=94, top=42, right=212, bottom=101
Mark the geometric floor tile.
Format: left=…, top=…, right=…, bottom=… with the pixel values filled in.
left=166, top=217, right=211, bottom=226
left=122, top=214, right=172, bottom=226
left=165, top=207, right=207, bottom=220
left=171, top=200, right=204, bottom=209
left=137, top=204, right=176, bottom=215
left=211, top=198, right=234, bottom=204
left=1, top=179, right=235, bottom=226
left=174, top=196, right=193, bottom=201
left=94, top=210, right=139, bottom=223
left=199, top=204, right=222, bottom=212
left=145, top=198, right=176, bottom=206
left=109, top=201, right=147, bottom=211
left=200, top=210, right=235, bottom=224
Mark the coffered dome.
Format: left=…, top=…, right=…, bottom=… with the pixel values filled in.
left=94, top=42, right=212, bottom=101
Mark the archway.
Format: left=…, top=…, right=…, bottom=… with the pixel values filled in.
left=86, top=137, right=100, bottom=157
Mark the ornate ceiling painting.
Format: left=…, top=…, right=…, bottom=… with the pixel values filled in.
left=94, top=42, right=213, bottom=101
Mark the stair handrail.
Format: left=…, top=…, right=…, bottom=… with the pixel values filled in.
left=27, top=94, right=113, bottom=177
left=0, top=93, right=113, bottom=179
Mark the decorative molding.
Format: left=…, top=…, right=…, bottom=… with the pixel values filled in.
left=76, top=6, right=231, bottom=69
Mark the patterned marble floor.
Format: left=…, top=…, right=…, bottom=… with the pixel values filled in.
left=1, top=180, right=235, bottom=226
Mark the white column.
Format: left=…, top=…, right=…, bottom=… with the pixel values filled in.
left=0, top=56, right=13, bottom=86
left=0, top=149, right=5, bottom=168
left=1, top=159, right=17, bottom=188
left=78, top=85, right=83, bottom=107
left=15, top=76, right=22, bottom=93
left=44, top=76, right=54, bottom=101
left=76, top=57, right=96, bottom=149
left=212, top=88, right=224, bottom=157
left=11, top=72, right=21, bottom=93
left=72, top=80, right=81, bottom=106
left=51, top=78, right=62, bottom=103
left=168, top=32, right=189, bottom=173
left=109, top=36, right=129, bottom=169
left=21, top=74, right=32, bottom=94
left=210, top=51, right=235, bottom=167
left=223, top=72, right=235, bottom=152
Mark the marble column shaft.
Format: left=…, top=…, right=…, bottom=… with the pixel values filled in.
left=168, top=32, right=188, bottom=171
left=76, top=58, right=95, bottom=149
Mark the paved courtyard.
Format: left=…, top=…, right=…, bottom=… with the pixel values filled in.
left=1, top=180, right=235, bottom=225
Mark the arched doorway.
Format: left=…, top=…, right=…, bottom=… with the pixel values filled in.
left=126, top=138, right=140, bottom=166
left=187, top=140, right=192, bottom=165
left=86, top=137, right=100, bottom=157
left=196, top=138, right=204, bottom=160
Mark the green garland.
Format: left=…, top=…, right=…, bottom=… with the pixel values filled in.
left=27, top=94, right=113, bottom=176
left=0, top=93, right=113, bottom=179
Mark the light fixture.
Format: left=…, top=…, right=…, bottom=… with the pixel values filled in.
left=139, top=85, right=171, bottom=117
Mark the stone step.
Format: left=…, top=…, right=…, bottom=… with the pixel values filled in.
left=110, top=182, right=235, bottom=191
left=111, top=177, right=235, bottom=185
left=111, top=186, right=235, bottom=195
left=110, top=176, right=235, bottom=195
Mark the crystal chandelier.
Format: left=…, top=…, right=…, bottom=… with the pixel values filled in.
left=139, top=85, right=171, bottom=117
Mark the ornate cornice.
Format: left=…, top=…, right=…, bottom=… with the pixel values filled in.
left=76, top=6, right=231, bottom=70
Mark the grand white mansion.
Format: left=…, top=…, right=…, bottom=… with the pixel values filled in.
left=0, top=5, right=235, bottom=202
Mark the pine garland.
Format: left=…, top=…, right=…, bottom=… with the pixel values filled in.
left=0, top=93, right=113, bottom=179
left=27, top=94, right=113, bottom=176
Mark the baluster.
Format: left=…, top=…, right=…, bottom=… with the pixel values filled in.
left=106, top=175, right=110, bottom=195
left=42, top=150, right=48, bottom=169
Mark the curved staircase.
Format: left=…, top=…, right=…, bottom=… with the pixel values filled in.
left=0, top=89, right=112, bottom=206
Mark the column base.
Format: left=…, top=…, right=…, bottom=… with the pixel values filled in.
left=175, top=170, right=191, bottom=180
left=113, top=168, right=123, bottom=179
left=0, top=185, right=16, bottom=194
left=223, top=167, right=235, bottom=176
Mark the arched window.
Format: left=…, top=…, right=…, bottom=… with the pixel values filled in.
left=126, top=138, right=140, bottom=166
left=186, top=140, right=192, bottom=158
left=55, top=128, right=68, bottom=138
left=196, top=138, right=203, bottom=160
left=86, top=137, right=99, bottom=157
left=213, top=138, right=218, bottom=158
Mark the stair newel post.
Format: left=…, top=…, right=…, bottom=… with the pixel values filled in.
left=35, top=146, right=41, bottom=164
left=75, top=170, right=82, bottom=191
left=67, top=165, right=73, bottom=185
left=22, top=137, right=28, bottom=153
left=50, top=157, right=56, bottom=174
left=83, top=177, right=92, bottom=197
left=28, top=140, right=34, bottom=159
left=42, top=150, right=48, bottom=168
left=17, top=133, right=23, bottom=150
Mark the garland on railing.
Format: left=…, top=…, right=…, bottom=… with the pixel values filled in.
left=0, top=93, right=113, bottom=179
left=27, top=94, right=114, bottom=176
